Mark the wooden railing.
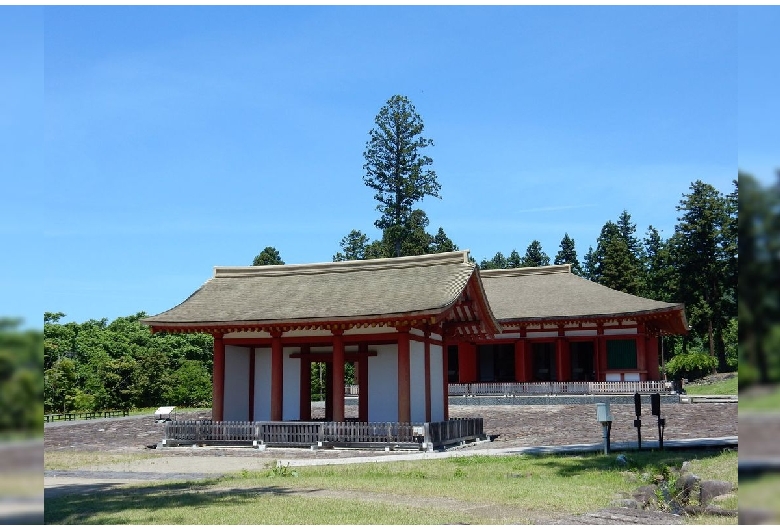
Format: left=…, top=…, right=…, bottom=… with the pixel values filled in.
left=163, top=418, right=485, bottom=450
left=448, top=381, right=668, bottom=396
left=426, top=418, right=483, bottom=447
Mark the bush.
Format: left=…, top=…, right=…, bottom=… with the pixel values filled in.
left=665, top=351, right=717, bottom=381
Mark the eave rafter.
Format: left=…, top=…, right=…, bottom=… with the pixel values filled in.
left=147, top=314, right=442, bottom=336
left=495, top=307, right=688, bottom=337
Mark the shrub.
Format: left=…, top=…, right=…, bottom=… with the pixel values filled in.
left=664, top=351, right=717, bottom=381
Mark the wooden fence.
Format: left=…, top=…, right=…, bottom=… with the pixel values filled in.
left=44, top=410, right=129, bottom=423
left=162, top=418, right=485, bottom=450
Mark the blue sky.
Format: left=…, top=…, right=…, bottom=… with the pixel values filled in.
left=2, top=6, right=774, bottom=330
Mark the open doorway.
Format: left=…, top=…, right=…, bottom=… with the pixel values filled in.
left=531, top=342, right=556, bottom=381
left=570, top=341, right=595, bottom=381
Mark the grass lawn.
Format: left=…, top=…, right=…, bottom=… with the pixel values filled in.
left=44, top=448, right=737, bottom=525
left=44, top=451, right=162, bottom=471
left=684, top=375, right=738, bottom=396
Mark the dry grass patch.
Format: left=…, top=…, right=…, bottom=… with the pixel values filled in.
left=44, top=450, right=161, bottom=471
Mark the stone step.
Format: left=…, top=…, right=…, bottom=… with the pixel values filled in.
left=679, top=395, right=737, bottom=404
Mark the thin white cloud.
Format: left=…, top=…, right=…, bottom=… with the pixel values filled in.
left=512, top=204, right=598, bottom=214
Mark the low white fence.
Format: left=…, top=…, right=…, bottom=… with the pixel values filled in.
left=448, top=381, right=668, bottom=396
left=340, top=381, right=669, bottom=398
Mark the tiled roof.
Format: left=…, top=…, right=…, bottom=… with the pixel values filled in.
left=142, top=251, right=480, bottom=328
left=480, top=264, right=687, bottom=329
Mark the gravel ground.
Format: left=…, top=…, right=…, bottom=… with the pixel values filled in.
left=44, top=401, right=738, bottom=459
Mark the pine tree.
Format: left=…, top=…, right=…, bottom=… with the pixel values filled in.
left=507, top=249, right=523, bottom=268
left=554, top=233, right=582, bottom=275
left=363, top=95, right=441, bottom=257
left=480, top=252, right=507, bottom=270
left=252, top=247, right=284, bottom=266
left=669, top=180, right=735, bottom=371
left=641, top=226, right=675, bottom=302
left=521, top=240, right=550, bottom=267
left=430, top=227, right=458, bottom=253
left=593, top=221, right=642, bottom=294
left=333, top=230, right=370, bottom=262
left=582, top=246, right=597, bottom=281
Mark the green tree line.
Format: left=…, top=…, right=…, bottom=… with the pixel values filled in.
left=44, top=312, right=213, bottom=413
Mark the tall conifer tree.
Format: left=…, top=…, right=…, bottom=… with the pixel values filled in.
left=363, top=95, right=441, bottom=257
left=554, top=233, right=582, bottom=275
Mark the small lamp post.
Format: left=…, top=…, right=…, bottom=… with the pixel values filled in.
left=596, top=402, right=613, bottom=455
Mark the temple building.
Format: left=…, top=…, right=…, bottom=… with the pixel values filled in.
left=453, top=265, right=687, bottom=385
left=141, top=251, right=687, bottom=424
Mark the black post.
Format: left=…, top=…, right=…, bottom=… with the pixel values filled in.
left=633, top=392, right=642, bottom=450
left=651, top=392, right=664, bottom=450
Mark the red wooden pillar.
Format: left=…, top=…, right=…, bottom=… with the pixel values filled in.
left=458, top=342, right=478, bottom=383
left=270, top=331, right=284, bottom=421
left=357, top=343, right=369, bottom=422
left=556, top=326, right=567, bottom=382
left=442, top=340, right=449, bottom=421
left=636, top=323, right=647, bottom=379
left=248, top=347, right=256, bottom=421
left=324, top=363, right=333, bottom=421
left=299, top=345, right=311, bottom=421
left=397, top=326, right=411, bottom=423
left=514, top=331, right=527, bottom=382
left=331, top=329, right=345, bottom=422
left=424, top=328, right=432, bottom=423
left=597, top=324, right=608, bottom=380
left=525, top=339, right=534, bottom=382
left=212, top=333, right=225, bottom=421
left=647, top=335, right=661, bottom=380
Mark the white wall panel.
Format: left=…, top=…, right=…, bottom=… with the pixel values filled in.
left=368, top=344, right=397, bottom=422
left=253, top=348, right=271, bottom=421
left=429, top=344, right=444, bottom=422
left=410, top=340, right=426, bottom=423
left=565, top=330, right=598, bottom=337
left=224, top=346, right=249, bottom=421
left=283, top=349, right=301, bottom=421
left=527, top=331, right=559, bottom=338
left=604, top=328, right=637, bottom=335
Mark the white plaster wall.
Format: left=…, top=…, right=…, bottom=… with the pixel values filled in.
left=604, top=328, right=637, bottom=335
left=253, top=348, right=272, bottom=421
left=368, top=344, right=398, bottom=422
left=493, top=333, right=522, bottom=339
left=565, top=330, right=598, bottom=337
left=283, top=349, right=301, bottom=421
left=527, top=331, right=559, bottom=338
left=224, top=346, right=250, bottom=421
left=429, top=344, right=444, bottom=422
left=410, top=340, right=426, bottom=423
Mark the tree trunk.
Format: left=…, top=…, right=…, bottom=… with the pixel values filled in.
left=708, top=320, right=716, bottom=374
